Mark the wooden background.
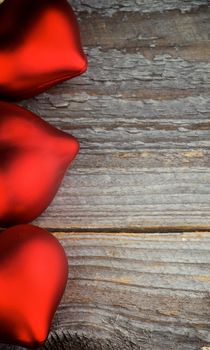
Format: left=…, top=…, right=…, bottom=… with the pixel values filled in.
left=2, top=0, right=210, bottom=349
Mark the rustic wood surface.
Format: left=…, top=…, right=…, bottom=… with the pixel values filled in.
left=1, top=0, right=210, bottom=349
left=22, top=0, right=210, bottom=230
left=2, top=232, right=210, bottom=350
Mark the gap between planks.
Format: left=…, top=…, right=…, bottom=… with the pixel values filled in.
left=48, top=226, right=210, bottom=234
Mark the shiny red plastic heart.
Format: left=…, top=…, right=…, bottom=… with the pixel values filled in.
left=0, top=102, right=79, bottom=227
left=0, top=0, right=87, bottom=101
left=0, top=224, right=68, bottom=347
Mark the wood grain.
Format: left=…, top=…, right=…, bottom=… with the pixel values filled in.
left=2, top=231, right=210, bottom=350
left=70, top=0, right=209, bottom=15
left=20, top=2, right=210, bottom=230
left=52, top=231, right=210, bottom=350
left=1, top=1, right=209, bottom=350
left=19, top=0, right=210, bottom=230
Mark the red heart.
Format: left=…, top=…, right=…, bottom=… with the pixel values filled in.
left=0, top=224, right=68, bottom=347
left=0, top=0, right=87, bottom=101
left=0, top=102, right=79, bottom=227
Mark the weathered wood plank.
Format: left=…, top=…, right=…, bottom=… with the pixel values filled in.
left=76, top=7, right=210, bottom=60
left=70, top=0, right=209, bottom=15
left=32, top=168, right=210, bottom=230
left=19, top=3, right=210, bottom=230
left=43, top=230, right=210, bottom=349
left=1, top=2, right=210, bottom=350
left=31, top=50, right=210, bottom=98
left=2, top=231, right=210, bottom=350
